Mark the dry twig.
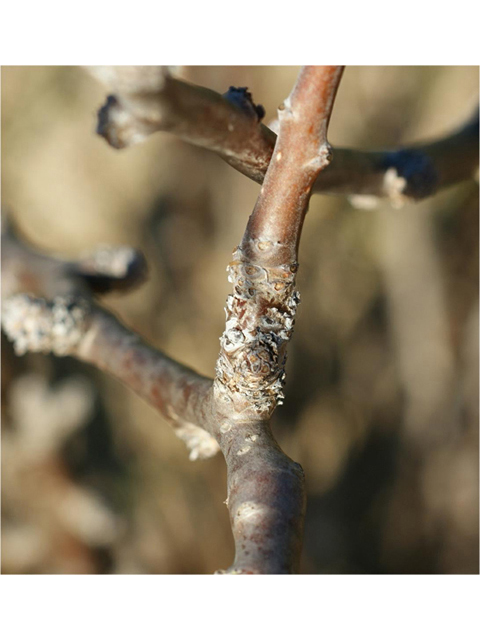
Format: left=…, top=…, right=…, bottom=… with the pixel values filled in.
left=212, top=66, right=344, bottom=573
left=2, top=66, right=343, bottom=573
left=1, top=221, right=218, bottom=461
left=88, top=66, right=478, bottom=206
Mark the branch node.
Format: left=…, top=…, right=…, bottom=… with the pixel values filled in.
left=381, top=149, right=439, bottom=200
left=304, top=142, right=333, bottom=172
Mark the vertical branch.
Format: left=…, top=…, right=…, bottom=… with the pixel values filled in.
left=2, top=67, right=345, bottom=575
left=243, top=66, right=344, bottom=263
left=214, top=66, right=344, bottom=573
left=215, top=66, right=344, bottom=422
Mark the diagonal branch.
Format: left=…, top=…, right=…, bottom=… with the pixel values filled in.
left=88, top=66, right=275, bottom=184
left=88, top=66, right=478, bottom=205
left=1, top=220, right=219, bottom=460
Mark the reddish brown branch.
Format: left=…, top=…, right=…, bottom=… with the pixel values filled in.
left=88, top=67, right=478, bottom=205
left=243, top=66, right=344, bottom=261
left=3, top=66, right=344, bottom=574
left=212, top=66, right=344, bottom=573
left=215, top=420, right=305, bottom=574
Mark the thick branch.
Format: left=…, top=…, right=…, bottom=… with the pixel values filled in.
left=212, top=66, right=344, bottom=573
left=89, top=67, right=478, bottom=205
left=215, top=420, right=305, bottom=574
left=3, top=67, right=344, bottom=574
left=215, top=66, right=343, bottom=422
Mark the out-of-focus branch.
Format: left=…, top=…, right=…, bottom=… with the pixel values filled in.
left=336, top=113, right=479, bottom=207
left=1, top=218, right=147, bottom=299
left=213, top=66, right=344, bottom=574
left=88, top=66, right=478, bottom=205
left=1, top=219, right=219, bottom=461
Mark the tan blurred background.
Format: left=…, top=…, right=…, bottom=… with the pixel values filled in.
left=1, top=66, right=478, bottom=574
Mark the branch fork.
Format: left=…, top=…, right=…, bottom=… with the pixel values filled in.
left=1, top=66, right=354, bottom=574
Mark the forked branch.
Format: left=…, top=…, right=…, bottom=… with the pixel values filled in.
left=3, top=66, right=343, bottom=573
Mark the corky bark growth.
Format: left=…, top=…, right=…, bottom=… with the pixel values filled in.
left=213, top=66, right=344, bottom=572
left=2, top=66, right=478, bottom=574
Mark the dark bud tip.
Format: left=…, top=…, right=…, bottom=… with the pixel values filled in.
left=382, top=149, right=439, bottom=199
left=223, top=86, right=265, bottom=122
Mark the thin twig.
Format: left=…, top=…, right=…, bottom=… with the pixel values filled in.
left=1, top=220, right=218, bottom=461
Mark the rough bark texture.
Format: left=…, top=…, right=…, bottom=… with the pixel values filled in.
left=2, top=66, right=345, bottom=573
left=208, top=67, right=344, bottom=572
left=3, top=66, right=476, bottom=574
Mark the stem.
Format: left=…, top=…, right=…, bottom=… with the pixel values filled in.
left=213, top=66, right=344, bottom=573
left=3, top=67, right=345, bottom=574
left=243, top=66, right=344, bottom=263
left=89, top=67, right=478, bottom=204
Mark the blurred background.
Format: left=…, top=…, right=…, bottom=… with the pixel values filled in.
left=1, top=66, right=478, bottom=574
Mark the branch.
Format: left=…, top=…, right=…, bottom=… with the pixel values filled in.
left=3, top=67, right=344, bottom=574
left=327, top=112, right=479, bottom=207
left=1, top=218, right=147, bottom=299
left=1, top=219, right=219, bottom=461
left=88, top=67, right=478, bottom=205
left=215, top=67, right=343, bottom=421
left=88, top=66, right=275, bottom=184
left=214, top=419, right=306, bottom=574
left=212, top=66, right=344, bottom=573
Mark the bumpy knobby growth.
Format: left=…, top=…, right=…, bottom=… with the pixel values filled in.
left=2, top=66, right=350, bottom=574
left=215, top=243, right=300, bottom=418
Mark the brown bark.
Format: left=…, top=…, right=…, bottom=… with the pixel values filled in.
left=3, top=66, right=343, bottom=573
left=88, top=66, right=478, bottom=205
